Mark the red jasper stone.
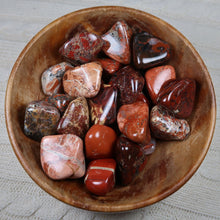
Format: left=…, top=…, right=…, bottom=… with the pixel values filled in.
left=97, top=58, right=121, bottom=75
left=133, top=32, right=171, bottom=69
left=59, top=31, right=103, bottom=64
left=102, top=21, right=132, bottom=64
left=157, top=78, right=196, bottom=118
left=117, top=101, right=151, bottom=144
left=110, top=66, right=145, bottom=105
left=150, top=105, right=190, bottom=140
left=114, top=136, right=148, bottom=185
left=84, top=158, right=116, bottom=195
left=85, top=124, right=117, bottom=160
left=45, top=94, right=73, bottom=114
left=57, top=97, right=89, bottom=138
left=145, top=65, right=176, bottom=104
left=89, top=85, right=118, bottom=125
left=136, top=92, right=150, bottom=105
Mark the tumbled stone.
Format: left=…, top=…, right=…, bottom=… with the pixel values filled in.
left=41, top=62, right=73, bottom=96
left=24, top=101, right=60, bottom=141
left=117, top=101, right=151, bottom=144
left=63, top=62, right=102, bottom=98
left=145, top=65, right=176, bottom=104
left=89, top=85, right=117, bottom=125
left=57, top=97, right=89, bottom=138
left=97, top=58, right=121, bottom=75
left=84, top=158, right=116, bottom=195
left=45, top=93, right=73, bottom=114
left=110, top=66, right=145, bottom=105
left=136, top=92, right=150, bottom=105
left=85, top=124, right=117, bottom=160
left=157, top=78, right=196, bottom=118
left=114, top=136, right=148, bottom=186
left=102, top=21, right=132, bottom=64
left=59, top=31, right=103, bottom=64
left=150, top=105, right=190, bottom=140
left=40, top=134, right=85, bottom=180
left=133, top=32, right=170, bottom=69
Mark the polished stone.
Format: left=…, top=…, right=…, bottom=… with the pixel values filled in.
left=133, top=32, right=170, bottom=69
left=114, top=136, right=148, bottom=185
left=85, top=124, right=117, bottom=160
left=84, top=158, right=116, bottom=195
left=157, top=78, right=196, bottom=118
left=24, top=100, right=60, bottom=141
left=89, top=85, right=117, bottom=125
left=57, top=97, right=89, bottom=138
left=63, top=62, right=102, bottom=98
left=59, top=31, right=103, bottom=64
left=41, top=62, right=73, bottom=95
left=102, top=21, right=132, bottom=64
left=97, top=58, right=121, bottom=75
left=145, top=65, right=176, bottom=104
left=117, top=101, right=151, bottom=144
left=150, top=105, right=190, bottom=140
left=40, top=134, right=85, bottom=180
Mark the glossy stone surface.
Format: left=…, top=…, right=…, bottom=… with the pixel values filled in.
left=24, top=101, right=60, bottom=141
left=102, top=21, right=132, bottom=64
left=41, top=62, right=73, bottom=95
left=117, top=101, right=151, bottom=144
left=150, top=105, right=190, bottom=140
left=84, top=158, right=116, bottom=196
left=145, top=65, right=176, bottom=104
left=110, top=66, right=145, bottom=105
left=133, top=32, right=171, bottom=69
left=63, top=62, right=102, bottom=98
left=40, top=134, right=85, bottom=180
left=59, top=31, right=103, bottom=64
left=157, top=78, right=196, bottom=118
left=89, top=85, right=117, bottom=125
left=142, top=138, right=156, bottom=155
left=114, top=136, right=148, bottom=186
left=97, top=58, right=121, bottom=75
left=85, top=124, right=117, bottom=160
left=57, top=97, right=89, bottom=138
left=136, top=92, right=149, bottom=105
left=45, top=93, right=73, bottom=114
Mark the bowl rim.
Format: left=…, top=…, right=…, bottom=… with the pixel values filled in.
left=5, top=5, right=217, bottom=212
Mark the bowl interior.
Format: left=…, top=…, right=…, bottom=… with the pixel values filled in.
left=5, top=6, right=216, bottom=212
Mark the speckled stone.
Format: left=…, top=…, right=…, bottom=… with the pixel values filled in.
left=63, top=62, right=103, bottom=98
left=40, top=134, right=85, bottom=180
left=117, top=101, right=151, bottom=144
left=157, top=78, right=196, bottom=118
left=84, top=158, right=116, bottom=195
left=44, top=93, right=73, bottom=114
left=102, top=21, right=132, bottom=64
left=57, top=97, right=89, bottom=138
left=24, top=101, right=60, bottom=141
left=59, top=31, right=103, bottom=64
left=41, top=62, right=73, bottom=95
left=150, top=105, right=190, bottom=140
left=110, top=66, right=145, bottom=105
left=133, top=32, right=171, bottom=69
left=89, top=85, right=118, bottom=125
left=114, top=136, right=148, bottom=186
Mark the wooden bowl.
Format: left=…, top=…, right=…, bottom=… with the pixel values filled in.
left=5, top=6, right=216, bottom=212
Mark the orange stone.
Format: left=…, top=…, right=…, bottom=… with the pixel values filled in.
left=85, top=124, right=117, bottom=160
left=117, top=101, right=151, bottom=144
left=145, top=65, right=176, bottom=104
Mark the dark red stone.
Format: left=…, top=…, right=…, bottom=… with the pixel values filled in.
left=133, top=32, right=171, bottom=69
left=157, top=79, right=196, bottom=118
left=84, top=158, right=116, bottom=195
left=136, top=92, right=150, bottom=105
left=110, top=66, right=145, bottom=105
left=89, top=85, right=118, bottom=125
left=97, top=58, right=121, bottom=75
left=114, top=136, right=148, bottom=186
left=45, top=94, right=73, bottom=114
left=102, top=21, right=132, bottom=64
left=59, top=31, right=103, bottom=64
